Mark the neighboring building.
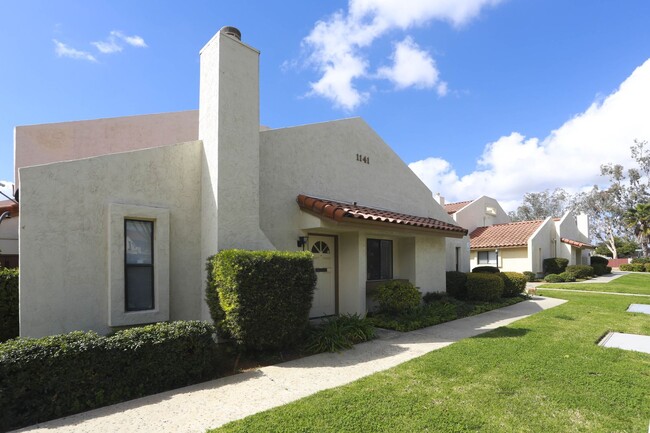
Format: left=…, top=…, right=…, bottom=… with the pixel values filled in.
left=0, top=200, right=18, bottom=268
left=15, top=26, right=467, bottom=337
left=436, top=195, right=510, bottom=273
left=440, top=195, right=593, bottom=274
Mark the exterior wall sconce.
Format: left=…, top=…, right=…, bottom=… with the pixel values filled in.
left=297, top=236, right=308, bottom=249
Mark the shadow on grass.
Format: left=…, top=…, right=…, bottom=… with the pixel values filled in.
left=473, top=327, right=531, bottom=339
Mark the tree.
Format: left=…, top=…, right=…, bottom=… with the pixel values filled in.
left=594, top=237, right=638, bottom=258
left=623, top=203, right=650, bottom=257
left=508, top=188, right=571, bottom=222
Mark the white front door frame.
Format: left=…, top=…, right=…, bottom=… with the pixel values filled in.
left=308, top=233, right=338, bottom=318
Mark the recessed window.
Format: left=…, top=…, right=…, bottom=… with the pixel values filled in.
left=478, top=250, right=498, bottom=266
left=125, top=219, right=154, bottom=311
left=367, top=239, right=393, bottom=280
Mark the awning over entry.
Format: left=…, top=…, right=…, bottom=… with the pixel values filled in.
left=296, top=194, right=467, bottom=236
left=560, top=237, right=595, bottom=249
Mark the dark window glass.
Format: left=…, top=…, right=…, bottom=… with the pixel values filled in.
left=125, top=219, right=154, bottom=311
left=478, top=251, right=498, bottom=265
left=367, top=239, right=393, bottom=280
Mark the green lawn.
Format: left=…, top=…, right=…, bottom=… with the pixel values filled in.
left=540, top=273, right=650, bottom=295
left=210, top=291, right=650, bottom=433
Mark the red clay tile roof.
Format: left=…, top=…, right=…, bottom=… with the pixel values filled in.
left=444, top=200, right=473, bottom=214
left=0, top=200, right=18, bottom=217
left=469, top=220, right=544, bottom=249
left=297, top=194, right=467, bottom=235
left=561, top=237, right=595, bottom=249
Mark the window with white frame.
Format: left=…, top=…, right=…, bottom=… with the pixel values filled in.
left=477, top=250, right=498, bottom=266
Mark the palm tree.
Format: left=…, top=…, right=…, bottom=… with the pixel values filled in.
left=623, top=203, right=650, bottom=257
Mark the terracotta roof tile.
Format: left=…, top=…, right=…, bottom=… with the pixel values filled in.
left=0, top=200, right=18, bottom=217
left=470, top=220, right=544, bottom=249
left=560, top=237, right=595, bottom=249
left=297, top=194, right=467, bottom=235
left=444, top=200, right=473, bottom=214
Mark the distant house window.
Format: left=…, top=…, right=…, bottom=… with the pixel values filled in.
left=455, top=247, right=461, bottom=272
left=478, top=250, right=498, bottom=266
left=125, top=219, right=154, bottom=311
left=367, top=239, right=393, bottom=280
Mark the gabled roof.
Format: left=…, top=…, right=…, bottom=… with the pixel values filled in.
left=561, top=237, right=595, bottom=249
left=444, top=200, right=473, bottom=215
left=469, top=220, right=544, bottom=249
left=297, top=194, right=467, bottom=235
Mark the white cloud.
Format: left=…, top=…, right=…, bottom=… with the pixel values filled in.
left=91, top=30, right=147, bottom=54
left=409, top=59, right=650, bottom=211
left=303, top=0, right=502, bottom=110
left=53, top=39, right=97, bottom=62
left=377, top=37, right=440, bottom=90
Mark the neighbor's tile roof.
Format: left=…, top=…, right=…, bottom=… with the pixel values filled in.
left=297, top=194, right=467, bottom=235
left=561, top=237, right=595, bottom=249
left=0, top=200, right=18, bottom=217
left=444, top=200, right=473, bottom=214
left=469, top=220, right=544, bottom=249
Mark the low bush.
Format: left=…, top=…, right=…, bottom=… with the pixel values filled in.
left=590, top=256, right=609, bottom=266
left=558, top=272, right=576, bottom=282
left=544, top=274, right=564, bottom=283
left=445, top=271, right=468, bottom=300
left=367, top=302, right=457, bottom=332
left=0, top=321, right=221, bottom=431
left=565, top=265, right=594, bottom=279
left=631, top=257, right=650, bottom=264
left=207, top=250, right=316, bottom=351
left=303, top=314, right=375, bottom=353
left=605, top=266, right=612, bottom=274
left=499, top=272, right=527, bottom=297
left=543, top=258, right=569, bottom=275
left=0, top=268, right=19, bottom=342
left=422, top=291, right=445, bottom=304
left=645, top=263, right=650, bottom=272
left=465, top=273, right=504, bottom=302
left=375, top=280, right=421, bottom=314
left=471, top=266, right=500, bottom=274
left=523, top=271, right=537, bottom=282
left=620, top=263, right=645, bottom=272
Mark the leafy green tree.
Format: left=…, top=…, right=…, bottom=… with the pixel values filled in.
left=594, top=237, right=638, bottom=257
left=508, top=188, right=571, bottom=221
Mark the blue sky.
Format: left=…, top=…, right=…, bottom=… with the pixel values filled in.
left=1, top=1, right=649, bottom=210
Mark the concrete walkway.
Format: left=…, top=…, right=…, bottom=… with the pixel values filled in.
left=17, top=297, right=566, bottom=433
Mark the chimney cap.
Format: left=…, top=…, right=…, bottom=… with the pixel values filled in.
left=220, top=26, right=241, bottom=41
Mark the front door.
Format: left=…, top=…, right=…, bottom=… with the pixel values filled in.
left=309, top=235, right=336, bottom=317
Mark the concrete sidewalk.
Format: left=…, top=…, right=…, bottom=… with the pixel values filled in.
left=17, top=297, right=566, bottom=433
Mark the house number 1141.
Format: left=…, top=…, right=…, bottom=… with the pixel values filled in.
left=356, top=154, right=370, bottom=164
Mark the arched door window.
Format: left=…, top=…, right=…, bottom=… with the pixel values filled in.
left=311, top=241, right=330, bottom=254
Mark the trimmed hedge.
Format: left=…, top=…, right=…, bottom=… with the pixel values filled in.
left=0, top=268, right=19, bottom=342
left=619, top=263, right=643, bottom=272
left=544, top=274, right=564, bottom=283
left=645, top=263, right=650, bottom=272
left=523, top=271, right=536, bottom=282
left=445, top=271, right=468, bottom=300
left=591, top=263, right=606, bottom=276
left=631, top=257, right=650, bottom=264
left=558, top=271, right=576, bottom=282
left=543, top=258, right=569, bottom=275
left=590, top=256, right=609, bottom=266
left=499, top=272, right=527, bottom=297
left=471, top=266, right=500, bottom=274
left=207, top=250, right=316, bottom=351
left=0, top=321, right=221, bottom=431
left=465, top=273, right=504, bottom=301
left=376, top=280, right=421, bottom=314
left=565, top=265, right=594, bottom=279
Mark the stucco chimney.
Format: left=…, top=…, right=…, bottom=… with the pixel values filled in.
left=220, top=26, right=241, bottom=40
left=435, top=193, right=445, bottom=206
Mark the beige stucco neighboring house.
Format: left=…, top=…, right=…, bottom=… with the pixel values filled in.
left=0, top=200, right=18, bottom=268
left=15, top=26, right=467, bottom=337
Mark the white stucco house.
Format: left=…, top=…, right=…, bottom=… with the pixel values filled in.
left=440, top=196, right=593, bottom=274
left=14, top=27, right=467, bottom=337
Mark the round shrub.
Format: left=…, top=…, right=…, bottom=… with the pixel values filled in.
left=558, top=272, right=576, bottom=282
left=591, top=263, right=606, bottom=276
left=619, top=263, right=633, bottom=271
left=376, top=280, right=421, bottom=314
left=471, top=266, right=500, bottom=274
left=565, top=265, right=594, bottom=279
left=543, top=274, right=564, bottom=283
left=523, top=271, right=536, bottom=282
left=446, top=271, right=468, bottom=300
left=543, top=258, right=569, bottom=275
left=465, top=273, right=504, bottom=301
left=605, top=266, right=612, bottom=274
left=590, top=256, right=609, bottom=266
left=630, top=263, right=645, bottom=272
left=645, top=263, right=650, bottom=272
left=499, top=272, right=527, bottom=297
left=631, top=257, right=650, bottom=264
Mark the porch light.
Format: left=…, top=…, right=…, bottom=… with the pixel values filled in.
left=297, top=236, right=308, bottom=249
